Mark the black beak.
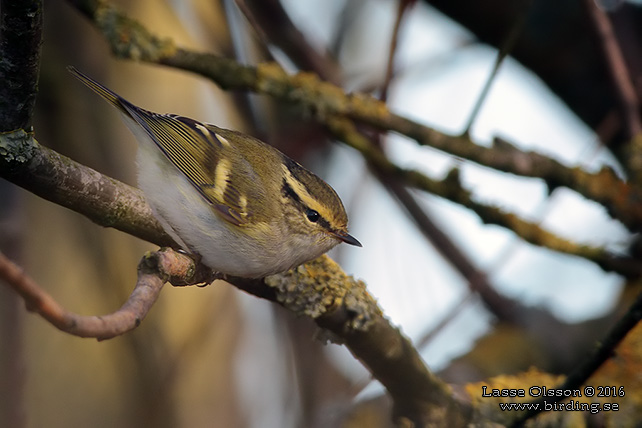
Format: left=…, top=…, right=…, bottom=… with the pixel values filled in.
left=330, top=230, right=362, bottom=247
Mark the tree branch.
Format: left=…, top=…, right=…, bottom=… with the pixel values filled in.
left=0, top=249, right=185, bottom=340
left=0, top=0, right=43, bottom=131
left=380, top=0, right=415, bottom=103
left=0, top=130, right=174, bottom=248
left=583, top=0, right=642, bottom=189
left=235, top=0, right=341, bottom=83
left=462, top=0, right=532, bottom=135
left=584, top=0, right=641, bottom=140
left=325, top=117, right=642, bottom=278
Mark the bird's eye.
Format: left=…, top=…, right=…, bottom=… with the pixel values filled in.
left=306, top=209, right=320, bottom=222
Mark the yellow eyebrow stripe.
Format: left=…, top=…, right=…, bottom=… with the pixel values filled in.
left=281, top=164, right=335, bottom=222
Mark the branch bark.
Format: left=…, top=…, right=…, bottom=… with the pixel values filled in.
left=0, top=0, right=42, bottom=131
left=0, top=130, right=174, bottom=248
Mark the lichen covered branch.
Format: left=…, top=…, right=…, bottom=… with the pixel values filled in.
left=0, top=130, right=174, bottom=247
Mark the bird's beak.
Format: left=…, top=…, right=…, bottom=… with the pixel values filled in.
left=329, top=230, right=362, bottom=247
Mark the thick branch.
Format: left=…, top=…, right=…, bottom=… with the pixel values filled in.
left=0, top=130, right=174, bottom=247
left=0, top=0, right=43, bottom=131
left=228, top=254, right=471, bottom=427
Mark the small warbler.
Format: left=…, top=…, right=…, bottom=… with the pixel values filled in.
left=69, top=67, right=360, bottom=278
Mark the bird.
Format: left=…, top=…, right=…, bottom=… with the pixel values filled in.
left=68, top=67, right=360, bottom=278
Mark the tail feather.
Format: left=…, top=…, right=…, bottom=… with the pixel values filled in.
left=67, top=66, right=131, bottom=116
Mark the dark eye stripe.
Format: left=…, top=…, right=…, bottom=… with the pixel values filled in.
left=282, top=179, right=331, bottom=229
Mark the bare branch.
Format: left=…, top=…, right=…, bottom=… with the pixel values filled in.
left=381, top=0, right=416, bottom=103
left=584, top=0, right=641, bottom=139
left=381, top=177, right=524, bottom=321
left=462, top=0, right=532, bottom=135
left=584, top=0, right=642, bottom=188
left=0, top=249, right=189, bottom=340
left=236, top=0, right=341, bottom=83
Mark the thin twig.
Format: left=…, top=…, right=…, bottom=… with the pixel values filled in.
left=381, top=0, right=415, bottom=103
left=584, top=0, right=642, bottom=185
left=462, top=0, right=532, bottom=136
left=235, top=0, right=341, bottom=83
left=0, top=249, right=185, bottom=340
left=585, top=0, right=641, bottom=139
left=416, top=292, right=476, bottom=350
left=382, top=177, right=524, bottom=321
